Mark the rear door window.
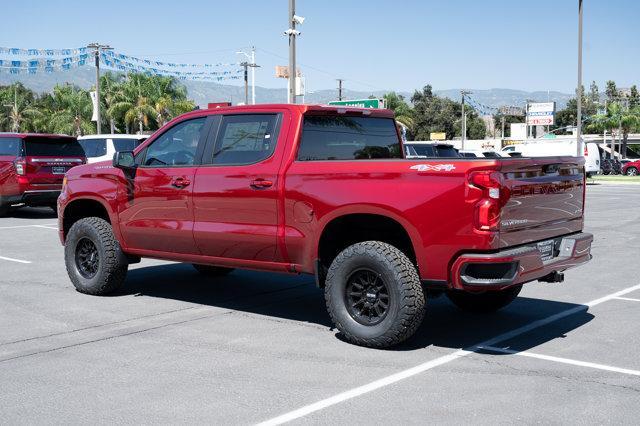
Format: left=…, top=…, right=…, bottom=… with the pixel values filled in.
left=298, top=115, right=401, bottom=161
left=79, top=138, right=108, bottom=158
left=24, top=137, right=84, bottom=157
left=209, top=114, right=279, bottom=165
left=0, top=137, right=22, bottom=156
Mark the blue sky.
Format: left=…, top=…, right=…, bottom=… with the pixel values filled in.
left=2, top=0, right=638, bottom=94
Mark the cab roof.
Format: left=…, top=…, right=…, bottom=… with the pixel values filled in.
left=177, top=103, right=395, bottom=120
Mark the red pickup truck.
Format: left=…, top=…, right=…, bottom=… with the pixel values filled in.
left=58, top=104, right=593, bottom=348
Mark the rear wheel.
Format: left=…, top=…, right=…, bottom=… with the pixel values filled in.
left=192, top=264, right=234, bottom=276
left=626, top=167, right=638, bottom=176
left=64, top=217, right=128, bottom=295
left=324, top=241, right=425, bottom=348
left=446, top=285, right=522, bottom=313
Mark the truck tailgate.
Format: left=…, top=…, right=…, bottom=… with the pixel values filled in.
left=498, top=157, right=585, bottom=247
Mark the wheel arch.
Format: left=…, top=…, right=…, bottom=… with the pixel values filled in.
left=314, top=207, right=424, bottom=287
left=62, top=196, right=117, bottom=242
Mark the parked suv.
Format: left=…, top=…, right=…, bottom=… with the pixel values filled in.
left=58, top=105, right=592, bottom=348
left=78, top=134, right=147, bottom=164
left=0, top=133, right=86, bottom=215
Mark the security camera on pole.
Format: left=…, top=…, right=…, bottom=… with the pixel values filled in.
left=285, top=0, right=304, bottom=104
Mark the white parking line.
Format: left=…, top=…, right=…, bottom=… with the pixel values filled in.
left=257, top=282, right=640, bottom=426
left=32, top=225, right=58, bottom=230
left=0, top=255, right=31, bottom=264
left=479, top=345, right=640, bottom=376
left=0, top=223, right=57, bottom=230
left=614, top=296, right=640, bottom=302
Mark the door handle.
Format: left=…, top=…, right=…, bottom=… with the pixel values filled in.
left=171, top=177, right=191, bottom=188
left=250, top=179, right=273, bottom=189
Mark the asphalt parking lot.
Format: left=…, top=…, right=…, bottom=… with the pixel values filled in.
left=0, top=183, right=639, bottom=424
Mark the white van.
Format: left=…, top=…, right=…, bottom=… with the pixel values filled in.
left=501, top=140, right=600, bottom=177
left=78, top=134, right=147, bottom=164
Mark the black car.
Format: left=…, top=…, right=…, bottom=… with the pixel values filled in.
left=600, top=158, right=613, bottom=175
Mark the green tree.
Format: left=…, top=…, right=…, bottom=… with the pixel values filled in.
left=605, top=80, right=619, bottom=101
left=629, top=85, right=640, bottom=108
left=588, top=102, right=640, bottom=157
left=48, top=84, right=94, bottom=136
left=0, top=83, right=42, bottom=132
left=588, top=81, right=600, bottom=104
left=383, top=92, right=414, bottom=130
left=411, top=85, right=486, bottom=140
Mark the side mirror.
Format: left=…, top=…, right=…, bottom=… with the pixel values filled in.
left=113, top=151, right=136, bottom=169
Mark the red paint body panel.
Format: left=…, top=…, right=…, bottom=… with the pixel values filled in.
left=0, top=134, right=85, bottom=207
left=59, top=104, right=592, bottom=289
left=622, top=159, right=640, bottom=174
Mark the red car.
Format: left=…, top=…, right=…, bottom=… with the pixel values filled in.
left=622, top=159, right=640, bottom=176
left=0, top=133, right=86, bottom=215
left=58, top=104, right=593, bottom=348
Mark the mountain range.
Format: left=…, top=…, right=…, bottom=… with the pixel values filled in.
left=0, top=67, right=573, bottom=112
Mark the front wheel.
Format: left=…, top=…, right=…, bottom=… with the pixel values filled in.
left=626, top=167, right=638, bottom=176
left=64, top=217, right=128, bottom=295
left=446, top=285, right=522, bottom=313
left=324, top=241, right=425, bottom=348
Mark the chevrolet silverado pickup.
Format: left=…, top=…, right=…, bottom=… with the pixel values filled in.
left=58, top=104, right=593, bottom=348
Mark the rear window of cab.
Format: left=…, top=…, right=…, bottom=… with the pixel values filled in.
left=298, top=115, right=401, bottom=161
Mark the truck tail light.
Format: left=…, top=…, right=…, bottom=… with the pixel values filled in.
left=14, top=158, right=26, bottom=175
left=583, top=146, right=588, bottom=156
left=468, top=171, right=509, bottom=232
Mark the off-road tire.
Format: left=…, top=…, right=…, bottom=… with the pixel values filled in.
left=626, top=167, right=638, bottom=176
left=192, top=264, right=234, bottom=276
left=65, top=217, right=128, bottom=295
left=324, top=241, right=425, bottom=348
left=446, top=285, right=522, bottom=313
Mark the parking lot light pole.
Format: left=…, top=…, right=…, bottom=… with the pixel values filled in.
left=576, top=0, right=583, bottom=156
left=87, top=43, right=113, bottom=134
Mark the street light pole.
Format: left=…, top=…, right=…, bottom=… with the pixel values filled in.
left=288, top=0, right=297, bottom=104
left=251, top=47, right=256, bottom=104
left=461, top=90, right=472, bottom=150
left=576, top=0, right=584, bottom=156
left=87, top=43, right=112, bottom=134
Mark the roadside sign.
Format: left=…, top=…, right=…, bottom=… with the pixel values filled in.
left=527, top=102, right=555, bottom=126
left=328, top=99, right=385, bottom=109
left=430, top=132, right=446, bottom=141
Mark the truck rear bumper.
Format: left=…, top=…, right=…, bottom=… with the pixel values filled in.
left=450, top=232, right=593, bottom=290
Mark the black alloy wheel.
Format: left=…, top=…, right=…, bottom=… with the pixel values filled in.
left=75, top=237, right=100, bottom=279
left=345, top=269, right=390, bottom=326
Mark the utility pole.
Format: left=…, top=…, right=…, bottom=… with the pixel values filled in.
left=576, top=0, right=583, bottom=156
left=337, top=79, right=344, bottom=101
left=86, top=43, right=113, bottom=134
left=237, top=48, right=260, bottom=104
left=461, top=90, right=472, bottom=149
left=240, top=62, right=250, bottom=105
left=285, top=0, right=304, bottom=104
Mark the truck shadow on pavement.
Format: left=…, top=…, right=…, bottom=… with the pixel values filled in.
left=121, top=263, right=594, bottom=353
left=2, top=207, right=57, bottom=219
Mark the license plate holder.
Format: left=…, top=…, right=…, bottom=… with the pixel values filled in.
left=52, top=166, right=66, bottom=175
left=537, top=239, right=556, bottom=261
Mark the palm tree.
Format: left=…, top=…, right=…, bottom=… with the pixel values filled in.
left=589, top=102, right=640, bottom=158
left=0, top=84, right=42, bottom=132
left=124, top=96, right=156, bottom=134
left=49, top=84, right=94, bottom=136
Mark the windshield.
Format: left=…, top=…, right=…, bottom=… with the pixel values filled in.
left=24, top=137, right=84, bottom=157
left=79, top=138, right=107, bottom=158
left=406, top=144, right=459, bottom=158
left=0, top=137, right=22, bottom=156
left=113, top=138, right=144, bottom=152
